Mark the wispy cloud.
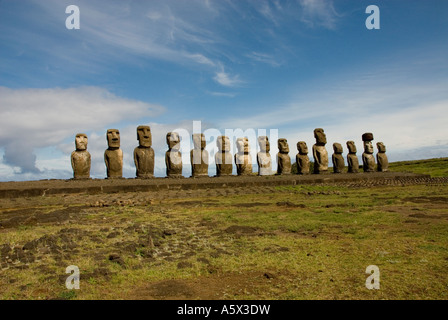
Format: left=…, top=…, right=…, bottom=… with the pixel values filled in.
left=213, top=71, right=244, bottom=87
left=207, top=91, right=237, bottom=98
left=245, top=51, right=281, bottom=67
left=298, top=0, right=340, bottom=29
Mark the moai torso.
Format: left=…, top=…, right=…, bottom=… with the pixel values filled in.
left=257, top=136, right=272, bottom=176
left=105, top=149, right=123, bottom=178
left=71, top=133, right=91, bottom=179
left=191, top=133, right=209, bottom=177
left=215, top=136, right=233, bottom=176
left=376, top=142, right=389, bottom=172
left=296, top=141, right=310, bottom=175
left=235, top=137, right=252, bottom=175
left=362, top=133, right=375, bottom=173
left=312, top=128, right=328, bottom=174
left=332, top=143, right=345, bottom=173
left=346, top=141, right=359, bottom=173
left=104, top=129, right=123, bottom=179
left=277, top=138, right=291, bottom=175
left=134, top=125, right=155, bottom=178
left=134, top=148, right=155, bottom=178
left=166, top=132, right=183, bottom=178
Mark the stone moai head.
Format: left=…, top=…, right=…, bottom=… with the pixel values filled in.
left=333, top=143, right=343, bottom=154
left=107, top=129, right=120, bottom=149
left=297, top=141, right=308, bottom=155
left=258, top=136, right=270, bottom=153
left=314, top=128, right=327, bottom=146
left=377, top=142, right=386, bottom=153
left=236, top=137, right=250, bottom=154
left=362, top=132, right=374, bottom=154
left=346, top=141, right=357, bottom=154
left=137, top=125, right=152, bottom=148
left=217, top=136, right=231, bottom=152
left=167, top=132, right=181, bottom=151
left=278, top=138, right=289, bottom=153
left=75, top=133, right=88, bottom=151
left=193, top=133, right=206, bottom=150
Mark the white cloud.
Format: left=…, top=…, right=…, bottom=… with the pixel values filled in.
left=298, top=0, right=340, bottom=29
left=246, top=52, right=281, bottom=67
left=0, top=86, right=165, bottom=174
left=213, top=62, right=244, bottom=87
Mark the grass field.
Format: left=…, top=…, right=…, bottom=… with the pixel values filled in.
left=0, top=158, right=447, bottom=300
left=389, top=157, right=448, bottom=177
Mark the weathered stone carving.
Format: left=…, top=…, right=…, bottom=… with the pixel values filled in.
left=235, top=137, right=252, bottom=175
left=376, top=142, right=389, bottom=172
left=332, top=143, right=345, bottom=173
left=165, top=132, right=182, bottom=178
left=362, top=132, right=375, bottom=172
left=257, top=136, right=272, bottom=176
left=71, top=133, right=91, bottom=179
left=104, top=129, right=123, bottom=179
left=296, top=141, right=310, bottom=175
left=346, top=141, right=359, bottom=173
left=215, top=136, right=233, bottom=176
left=276, top=138, right=291, bottom=175
left=190, top=133, right=209, bottom=177
left=134, top=125, right=155, bottom=179
left=312, top=128, right=328, bottom=174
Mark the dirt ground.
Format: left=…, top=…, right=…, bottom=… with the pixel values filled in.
left=1, top=175, right=448, bottom=300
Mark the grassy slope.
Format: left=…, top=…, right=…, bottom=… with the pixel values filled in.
left=389, top=157, right=448, bottom=177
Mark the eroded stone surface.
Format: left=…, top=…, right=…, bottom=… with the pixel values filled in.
left=376, top=142, right=389, bottom=172
left=215, top=136, right=233, bottom=176
left=257, top=136, right=272, bottom=176
left=332, top=143, right=345, bottom=173
left=296, top=141, right=310, bottom=175
left=362, top=133, right=375, bottom=173
left=191, top=133, right=209, bottom=177
left=104, top=129, right=123, bottom=179
left=277, top=138, right=291, bottom=175
left=71, top=133, right=91, bottom=179
left=346, top=141, right=359, bottom=173
left=312, top=128, right=328, bottom=174
left=166, top=132, right=182, bottom=178
left=235, top=137, right=252, bottom=176
left=134, top=126, right=155, bottom=179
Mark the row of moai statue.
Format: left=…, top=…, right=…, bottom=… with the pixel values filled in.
left=71, top=127, right=388, bottom=179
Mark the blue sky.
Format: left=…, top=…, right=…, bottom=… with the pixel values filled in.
left=0, top=0, right=447, bottom=180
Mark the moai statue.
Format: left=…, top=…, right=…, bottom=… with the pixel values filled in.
left=296, top=141, right=310, bottom=175
left=376, top=142, right=389, bottom=172
left=332, top=143, right=345, bottom=173
left=312, top=128, right=328, bottom=174
left=165, top=132, right=182, bottom=178
left=362, top=132, right=375, bottom=172
left=104, top=129, right=123, bottom=179
left=71, top=133, right=91, bottom=179
left=257, top=136, right=272, bottom=176
left=346, top=141, right=359, bottom=173
left=235, top=137, right=252, bottom=175
left=277, top=138, right=291, bottom=175
left=190, top=133, right=209, bottom=177
left=215, top=136, right=233, bottom=176
left=134, top=125, right=155, bottom=179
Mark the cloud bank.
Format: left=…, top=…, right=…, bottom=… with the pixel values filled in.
left=0, top=86, right=164, bottom=175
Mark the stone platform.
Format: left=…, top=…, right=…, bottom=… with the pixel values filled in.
left=0, top=172, right=438, bottom=199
